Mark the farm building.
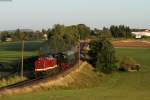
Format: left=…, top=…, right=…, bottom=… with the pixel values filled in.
left=132, top=30, right=150, bottom=39
left=5, top=37, right=12, bottom=42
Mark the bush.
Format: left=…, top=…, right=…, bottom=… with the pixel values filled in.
left=119, top=56, right=140, bottom=71
left=89, top=37, right=117, bottom=73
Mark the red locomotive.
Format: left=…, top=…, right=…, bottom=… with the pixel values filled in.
left=34, top=56, right=57, bottom=72
left=34, top=51, right=77, bottom=77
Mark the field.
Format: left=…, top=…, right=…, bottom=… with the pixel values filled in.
left=1, top=48, right=150, bottom=100
left=113, top=40, right=150, bottom=48
left=0, top=41, right=43, bottom=63
left=0, top=41, right=44, bottom=87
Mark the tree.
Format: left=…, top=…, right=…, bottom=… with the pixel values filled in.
left=110, top=25, right=132, bottom=38
left=33, top=31, right=44, bottom=40
left=93, top=27, right=112, bottom=38
left=13, top=29, right=29, bottom=41
left=89, top=37, right=117, bottom=73
left=45, top=24, right=78, bottom=53
left=77, top=24, right=91, bottom=39
left=0, top=31, right=10, bottom=42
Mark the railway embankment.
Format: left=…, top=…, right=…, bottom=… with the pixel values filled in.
left=0, top=61, right=101, bottom=97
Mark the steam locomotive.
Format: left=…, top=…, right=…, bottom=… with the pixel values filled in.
left=34, top=50, right=78, bottom=78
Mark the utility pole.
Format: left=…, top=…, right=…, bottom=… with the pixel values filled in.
left=21, top=40, right=24, bottom=79
left=78, top=34, right=80, bottom=68
left=0, top=32, right=1, bottom=42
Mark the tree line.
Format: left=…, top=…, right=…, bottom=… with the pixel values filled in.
left=0, top=30, right=44, bottom=42
left=0, top=24, right=133, bottom=42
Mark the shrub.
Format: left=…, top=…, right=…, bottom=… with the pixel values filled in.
left=89, top=37, right=117, bottom=73
left=119, top=56, right=140, bottom=71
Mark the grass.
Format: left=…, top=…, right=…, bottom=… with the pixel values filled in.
left=0, top=41, right=43, bottom=51
left=0, top=41, right=43, bottom=87
left=0, top=40, right=43, bottom=59
left=0, top=41, right=43, bottom=63
left=0, top=76, right=27, bottom=88
left=0, top=51, right=37, bottom=63
left=141, top=37, right=150, bottom=41
left=1, top=48, right=150, bottom=100
left=0, top=62, right=102, bottom=96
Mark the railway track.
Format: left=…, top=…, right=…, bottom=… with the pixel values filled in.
left=0, top=78, right=41, bottom=92
left=0, top=70, right=63, bottom=91
left=0, top=61, right=81, bottom=94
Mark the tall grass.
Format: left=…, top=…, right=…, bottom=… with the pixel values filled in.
left=0, top=76, right=27, bottom=88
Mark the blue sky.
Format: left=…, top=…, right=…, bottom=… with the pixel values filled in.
left=0, top=0, right=150, bottom=30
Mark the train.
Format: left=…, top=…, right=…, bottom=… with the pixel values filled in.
left=34, top=49, right=78, bottom=78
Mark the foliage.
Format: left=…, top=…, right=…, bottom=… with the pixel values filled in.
left=77, top=24, right=91, bottom=39
left=0, top=29, right=45, bottom=42
left=93, top=27, right=112, bottom=38
left=119, top=56, right=139, bottom=71
left=89, top=37, right=117, bottom=73
left=12, top=29, right=29, bottom=41
left=0, top=24, right=134, bottom=42
left=110, top=25, right=132, bottom=38
left=0, top=31, right=11, bottom=42
left=45, top=24, right=79, bottom=53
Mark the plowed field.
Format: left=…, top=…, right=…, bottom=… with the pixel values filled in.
left=113, top=40, right=150, bottom=48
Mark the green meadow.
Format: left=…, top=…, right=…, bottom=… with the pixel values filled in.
left=0, top=41, right=44, bottom=87
left=0, top=41, right=43, bottom=63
